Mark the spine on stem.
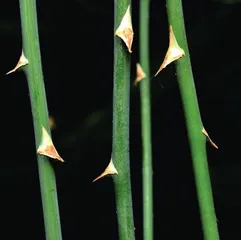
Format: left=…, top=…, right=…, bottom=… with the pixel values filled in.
left=112, top=1, right=135, bottom=239
left=18, top=0, right=62, bottom=239
left=166, top=0, right=219, bottom=239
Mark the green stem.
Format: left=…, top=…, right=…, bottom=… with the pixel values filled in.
left=112, top=1, right=135, bottom=240
left=166, top=1, right=219, bottom=239
left=19, top=1, right=62, bottom=239
left=139, top=0, right=153, bottom=240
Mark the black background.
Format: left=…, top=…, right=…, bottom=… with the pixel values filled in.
left=0, top=0, right=240, bottom=239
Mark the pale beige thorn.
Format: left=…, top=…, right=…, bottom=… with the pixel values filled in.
left=93, top=159, right=118, bottom=182
left=6, top=50, right=29, bottom=75
left=134, top=63, right=146, bottom=86
left=37, top=125, right=64, bottom=162
left=202, top=127, right=219, bottom=149
left=155, top=25, right=185, bottom=76
left=115, top=5, right=134, bottom=53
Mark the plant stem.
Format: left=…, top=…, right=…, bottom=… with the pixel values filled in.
left=139, top=0, right=153, bottom=240
left=112, top=1, right=135, bottom=239
left=166, top=0, right=219, bottom=239
left=19, top=0, right=62, bottom=239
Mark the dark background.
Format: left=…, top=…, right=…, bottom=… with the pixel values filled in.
left=0, top=0, right=240, bottom=239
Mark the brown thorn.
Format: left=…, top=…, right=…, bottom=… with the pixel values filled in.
left=155, top=25, right=185, bottom=76
left=202, top=127, right=219, bottom=149
left=93, top=158, right=118, bottom=182
left=37, top=125, right=64, bottom=162
left=6, top=50, right=29, bottom=75
left=134, top=63, right=146, bottom=86
left=115, top=5, right=134, bottom=53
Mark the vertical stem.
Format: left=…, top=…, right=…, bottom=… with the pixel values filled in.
left=112, top=1, right=135, bottom=239
left=166, top=0, right=219, bottom=239
left=139, top=0, right=153, bottom=239
left=19, top=1, right=62, bottom=239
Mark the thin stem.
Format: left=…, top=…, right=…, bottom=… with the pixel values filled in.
left=139, top=0, right=153, bottom=239
left=166, top=0, right=219, bottom=239
left=19, top=0, right=62, bottom=239
left=112, top=1, right=135, bottom=239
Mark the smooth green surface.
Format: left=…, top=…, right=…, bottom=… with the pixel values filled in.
left=139, top=0, right=153, bottom=239
left=166, top=0, right=219, bottom=239
left=112, top=1, right=135, bottom=240
left=19, top=0, right=62, bottom=239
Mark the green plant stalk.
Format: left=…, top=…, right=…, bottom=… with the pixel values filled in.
left=166, top=0, right=219, bottom=239
left=139, top=0, right=153, bottom=239
left=19, top=0, right=62, bottom=239
left=112, top=1, right=135, bottom=239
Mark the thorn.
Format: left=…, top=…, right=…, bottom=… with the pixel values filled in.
left=115, top=5, right=134, bottom=53
left=37, top=125, right=64, bottom=162
left=134, top=63, right=146, bottom=86
left=202, top=127, right=218, bottom=149
left=93, top=158, right=118, bottom=182
left=155, top=25, right=185, bottom=76
left=6, top=50, right=29, bottom=75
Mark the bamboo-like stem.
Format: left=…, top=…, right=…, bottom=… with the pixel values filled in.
left=112, top=1, right=135, bottom=239
left=19, top=1, right=62, bottom=239
left=166, top=0, right=219, bottom=239
left=139, top=0, right=153, bottom=239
